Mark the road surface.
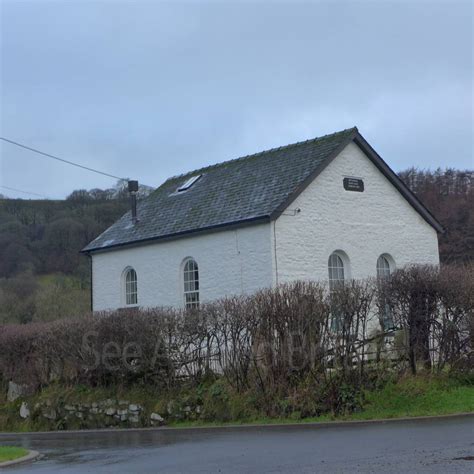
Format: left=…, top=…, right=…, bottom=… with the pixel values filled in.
left=0, top=416, right=473, bottom=473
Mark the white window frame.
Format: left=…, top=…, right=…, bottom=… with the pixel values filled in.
left=328, top=251, right=349, bottom=332
left=178, top=175, right=202, bottom=192
left=124, top=267, right=138, bottom=306
left=328, top=253, right=345, bottom=291
left=183, top=258, right=199, bottom=309
left=376, top=255, right=392, bottom=280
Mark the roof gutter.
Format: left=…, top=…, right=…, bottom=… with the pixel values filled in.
left=81, top=214, right=272, bottom=255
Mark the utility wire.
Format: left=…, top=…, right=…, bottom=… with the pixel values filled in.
left=0, top=185, right=50, bottom=199
left=0, top=137, right=127, bottom=181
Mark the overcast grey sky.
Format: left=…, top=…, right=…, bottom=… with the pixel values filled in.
left=0, top=0, right=472, bottom=199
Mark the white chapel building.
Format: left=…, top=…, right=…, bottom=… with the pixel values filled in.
left=82, top=127, right=442, bottom=311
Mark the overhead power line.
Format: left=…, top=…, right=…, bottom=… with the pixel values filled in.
left=0, top=136, right=126, bottom=181
left=0, top=185, right=50, bottom=199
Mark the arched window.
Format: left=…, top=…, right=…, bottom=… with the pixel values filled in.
left=183, top=258, right=199, bottom=309
left=328, top=253, right=345, bottom=290
left=376, top=255, right=391, bottom=280
left=328, top=252, right=346, bottom=331
left=125, top=268, right=138, bottom=305
left=376, top=254, right=394, bottom=330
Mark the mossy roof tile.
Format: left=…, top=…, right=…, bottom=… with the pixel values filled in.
left=83, top=128, right=358, bottom=252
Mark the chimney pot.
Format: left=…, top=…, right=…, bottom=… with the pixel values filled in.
left=128, top=180, right=139, bottom=193
left=128, top=180, right=139, bottom=224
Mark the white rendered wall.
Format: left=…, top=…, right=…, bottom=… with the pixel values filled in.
left=92, top=141, right=440, bottom=311
left=273, top=141, right=440, bottom=284
left=92, top=223, right=273, bottom=311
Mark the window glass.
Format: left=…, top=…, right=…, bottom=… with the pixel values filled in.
left=125, top=268, right=138, bottom=305
left=377, top=255, right=394, bottom=330
left=328, top=253, right=345, bottom=331
left=184, top=259, right=199, bottom=309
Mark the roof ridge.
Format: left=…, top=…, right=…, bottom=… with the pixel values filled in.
left=166, top=126, right=358, bottom=182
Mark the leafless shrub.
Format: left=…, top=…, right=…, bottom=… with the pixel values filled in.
left=378, top=264, right=473, bottom=374
left=327, top=279, right=375, bottom=376
left=248, top=281, right=331, bottom=393
left=0, top=322, right=45, bottom=387
left=0, top=266, right=472, bottom=398
left=434, top=264, right=474, bottom=372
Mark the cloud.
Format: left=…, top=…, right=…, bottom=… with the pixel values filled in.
left=1, top=0, right=472, bottom=198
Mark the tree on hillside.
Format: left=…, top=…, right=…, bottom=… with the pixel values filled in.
left=42, top=218, right=85, bottom=273
left=399, top=168, right=473, bottom=263
left=0, top=243, right=37, bottom=277
left=0, top=274, right=38, bottom=324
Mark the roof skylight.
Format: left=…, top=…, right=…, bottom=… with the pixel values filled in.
left=177, top=174, right=202, bottom=192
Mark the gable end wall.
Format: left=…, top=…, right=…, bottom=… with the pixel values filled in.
left=273, top=141, right=440, bottom=283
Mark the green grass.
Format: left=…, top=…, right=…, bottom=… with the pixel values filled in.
left=169, top=376, right=474, bottom=428
left=351, top=375, right=474, bottom=420
left=0, top=446, right=28, bottom=462
left=1, top=376, right=472, bottom=432
left=36, top=273, right=85, bottom=288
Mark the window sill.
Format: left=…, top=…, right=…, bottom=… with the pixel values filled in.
left=119, top=304, right=140, bottom=311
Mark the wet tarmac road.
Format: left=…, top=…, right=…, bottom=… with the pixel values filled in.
left=1, top=415, right=473, bottom=473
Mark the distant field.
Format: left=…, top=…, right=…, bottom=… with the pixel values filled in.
left=0, top=272, right=90, bottom=324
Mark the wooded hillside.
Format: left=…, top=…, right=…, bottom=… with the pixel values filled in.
left=0, top=168, right=471, bottom=323
left=399, top=168, right=473, bottom=263
left=0, top=183, right=151, bottom=323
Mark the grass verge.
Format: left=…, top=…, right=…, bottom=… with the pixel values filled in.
left=0, top=446, right=28, bottom=462
left=169, top=375, right=474, bottom=428
left=351, top=375, right=474, bottom=420
left=0, top=375, right=472, bottom=432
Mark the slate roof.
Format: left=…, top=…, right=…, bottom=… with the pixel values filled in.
left=82, top=127, right=443, bottom=253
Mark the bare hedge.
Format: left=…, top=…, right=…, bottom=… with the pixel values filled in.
left=0, top=265, right=472, bottom=394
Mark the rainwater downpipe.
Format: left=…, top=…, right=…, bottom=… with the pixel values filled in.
left=273, top=220, right=279, bottom=286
